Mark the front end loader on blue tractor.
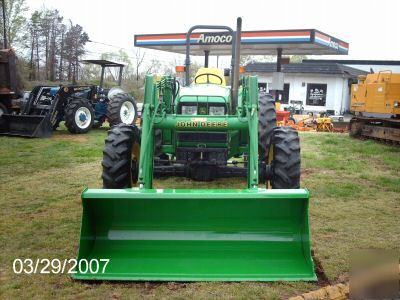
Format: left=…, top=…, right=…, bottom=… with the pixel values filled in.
left=73, top=18, right=316, bottom=281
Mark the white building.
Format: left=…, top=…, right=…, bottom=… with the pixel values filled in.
left=245, top=62, right=367, bottom=115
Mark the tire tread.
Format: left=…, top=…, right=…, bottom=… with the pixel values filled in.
left=271, top=126, right=301, bottom=189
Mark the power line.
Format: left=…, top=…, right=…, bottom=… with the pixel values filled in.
left=84, top=49, right=182, bottom=65
left=86, top=39, right=185, bottom=62
left=88, top=40, right=132, bottom=52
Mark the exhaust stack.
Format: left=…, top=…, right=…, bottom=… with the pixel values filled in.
left=231, top=17, right=242, bottom=114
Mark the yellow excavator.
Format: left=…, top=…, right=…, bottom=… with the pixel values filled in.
left=349, top=71, right=400, bottom=143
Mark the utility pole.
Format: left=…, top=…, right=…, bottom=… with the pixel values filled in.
left=1, top=0, right=7, bottom=48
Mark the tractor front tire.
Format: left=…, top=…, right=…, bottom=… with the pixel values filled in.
left=270, top=127, right=301, bottom=189
left=64, top=98, right=94, bottom=133
left=258, top=94, right=276, bottom=160
left=107, top=93, right=138, bottom=126
left=102, top=124, right=140, bottom=188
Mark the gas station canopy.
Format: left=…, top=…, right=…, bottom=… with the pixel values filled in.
left=134, top=29, right=349, bottom=56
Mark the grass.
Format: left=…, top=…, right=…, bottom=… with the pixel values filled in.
left=0, top=128, right=399, bottom=299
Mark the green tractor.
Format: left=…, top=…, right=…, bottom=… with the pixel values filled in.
left=74, top=18, right=315, bottom=281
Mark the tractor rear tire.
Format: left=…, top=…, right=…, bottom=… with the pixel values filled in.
left=258, top=94, right=276, bottom=160
left=107, top=93, right=138, bottom=126
left=102, top=124, right=141, bottom=188
left=64, top=97, right=94, bottom=134
left=270, top=127, right=301, bottom=189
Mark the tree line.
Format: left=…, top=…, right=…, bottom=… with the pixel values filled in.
left=1, top=0, right=89, bottom=82
left=1, top=0, right=307, bottom=95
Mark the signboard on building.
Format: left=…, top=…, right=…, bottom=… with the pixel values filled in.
left=306, top=83, right=327, bottom=106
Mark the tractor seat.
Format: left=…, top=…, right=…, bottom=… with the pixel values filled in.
left=194, top=68, right=226, bottom=86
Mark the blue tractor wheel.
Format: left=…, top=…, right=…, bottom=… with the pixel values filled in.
left=107, top=93, right=138, bottom=126
left=64, top=97, right=95, bottom=133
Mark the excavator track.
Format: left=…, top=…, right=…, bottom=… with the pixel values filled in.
left=349, top=116, right=400, bottom=145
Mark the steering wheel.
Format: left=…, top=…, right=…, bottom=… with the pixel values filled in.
left=194, top=73, right=223, bottom=85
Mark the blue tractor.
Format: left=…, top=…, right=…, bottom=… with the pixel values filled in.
left=0, top=59, right=138, bottom=137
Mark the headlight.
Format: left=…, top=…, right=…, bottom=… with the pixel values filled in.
left=181, top=105, right=197, bottom=115
left=209, top=106, right=225, bottom=116
left=394, top=101, right=399, bottom=108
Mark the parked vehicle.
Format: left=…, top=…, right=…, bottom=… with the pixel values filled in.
left=0, top=52, right=137, bottom=137
left=72, top=18, right=315, bottom=282
left=349, top=72, right=400, bottom=143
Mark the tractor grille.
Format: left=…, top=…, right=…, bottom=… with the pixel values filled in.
left=177, top=132, right=227, bottom=143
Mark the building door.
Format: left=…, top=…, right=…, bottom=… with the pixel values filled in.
left=276, top=83, right=290, bottom=104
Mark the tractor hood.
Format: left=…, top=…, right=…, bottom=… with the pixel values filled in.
left=179, top=84, right=230, bottom=99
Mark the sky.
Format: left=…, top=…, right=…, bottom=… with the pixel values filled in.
left=26, top=0, right=400, bottom=69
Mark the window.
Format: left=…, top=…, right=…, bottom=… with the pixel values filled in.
left=258, top=82, right=274, bottom=93
left=258, top=83, right=267, bottom=93
left=306, top=83, right=327, bottom=106
left=276, top=83, right=290, bottom=104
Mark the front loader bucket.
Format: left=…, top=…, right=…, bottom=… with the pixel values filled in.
left=0, top=114, right=52, bottom=138
left=73, top=188, right=316, bottom=281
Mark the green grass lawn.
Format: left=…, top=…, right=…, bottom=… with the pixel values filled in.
left=0, top=128, right=399, bottom=299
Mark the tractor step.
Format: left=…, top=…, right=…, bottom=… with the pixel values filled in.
left=73, top=188, right=316, bottom=281
left=0, top=114, right=53, bottom=138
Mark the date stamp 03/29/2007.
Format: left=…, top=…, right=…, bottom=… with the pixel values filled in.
left=12, top=258, right=110, bottom=275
